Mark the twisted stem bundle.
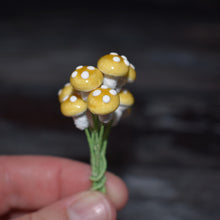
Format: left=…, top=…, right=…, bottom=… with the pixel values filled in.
left=85, top=115, right=112, bottom=193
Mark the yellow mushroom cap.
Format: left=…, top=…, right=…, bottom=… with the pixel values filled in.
left=60, top=93, right=87, bottom=117
left=87, top=85, right=120, bottom=115
left=97, top=53, right=129, bottom=77
left=58, top=82, right=74, bottom=103
left=127, top=64, right=136, bottom=82
left=70, top=66, right=103, bottom=92
left=119, top=89, right=135, bottom=106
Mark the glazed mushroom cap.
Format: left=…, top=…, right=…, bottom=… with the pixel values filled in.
left=127, top=63, right=136, bottom=83
left=97, top=52, right=129, bottom=77
left=58, top=82, right=74, bottom=103
left=119, top=89, right=135, bottom=106
left=70, top=65, right=103, bottom=92
left=60, top=93, right=87, bottom=117
left=87, top=86, right=120, bottom=115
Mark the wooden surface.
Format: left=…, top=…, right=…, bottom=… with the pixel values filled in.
left=0, top=3, right=220, bottom=219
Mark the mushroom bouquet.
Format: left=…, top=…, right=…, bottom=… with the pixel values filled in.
left=58, top=52, right=136, bottom=193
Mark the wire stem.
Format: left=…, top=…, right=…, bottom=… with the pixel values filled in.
left=85, top=115, right=112, bottom=193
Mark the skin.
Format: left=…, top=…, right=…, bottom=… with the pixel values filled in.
left=0, top=156, right=128, bottom=219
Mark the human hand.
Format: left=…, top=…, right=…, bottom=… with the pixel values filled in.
left=0, top=156, right=128, bottom=220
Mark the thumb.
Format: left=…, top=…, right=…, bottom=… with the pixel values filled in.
left=16, top=191, right=117, bottom=220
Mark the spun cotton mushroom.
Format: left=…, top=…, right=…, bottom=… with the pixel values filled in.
left=70, top=65, right=103, bottom=100
left=116, top=58, right=136, bottom=92
left=58, top=82, right=74, bottom=103
left=60, top=93, right=89, bottom=130
left=97, top=52, right=129, bottom=89
left=113, top=89, right=134, bottom=126
left=87, top=85, right=120, bottom=123
left=127, top=63, right=136, bottom=83
left=116, top=55, right=134, bottom=92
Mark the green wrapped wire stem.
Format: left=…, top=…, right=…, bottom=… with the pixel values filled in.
left=85, top=115, right=112, bottom=193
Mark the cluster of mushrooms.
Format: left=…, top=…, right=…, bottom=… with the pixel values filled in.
left=58, top=52, right=136, bottom=130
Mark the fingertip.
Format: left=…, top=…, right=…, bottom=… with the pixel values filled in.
left=67, top=191, right=117, bottom=220
left=106, top=172, right=129, bottom=210
left=20, top=191, right=117, bottom=220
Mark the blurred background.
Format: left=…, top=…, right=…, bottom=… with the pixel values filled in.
left=0, top=0, right=220, bottom=219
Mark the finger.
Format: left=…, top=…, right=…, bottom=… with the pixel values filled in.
left=0, top=156, right=128, bottom=215
left=16, top=191, right=117, bottom=220
left=106, top=172, right=128, bottom=210
left=2, top=173, right=128, bottom=219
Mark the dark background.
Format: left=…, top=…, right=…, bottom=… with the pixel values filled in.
left=0, top=0, right=220, bottom=219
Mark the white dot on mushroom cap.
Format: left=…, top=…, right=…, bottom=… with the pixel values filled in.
left=62, top=95, right=69, bottom=102
left=101, top=85, right=108, bottom=89
left=123, top=90, right=128, bottom=93
left=71, top=71, right=78, bottom=78
left=130, top=63, right=135, bottom=69
left=81, top=71, right=90, bottom=79
left=124, top=59, right=130, bottom=66
left=87, top=66, right=95, bottom=70
left=110, top=52, right=118, bottom=55
left=121, top=55, right=127, bottom=60
left=103, top=95, right=111, bottom=103
left=70, top=95, right=77, bottom=102
left=113, top=56, right=120, bottom=62
left=109, top=89, right=117, bottom=95
left=93, top=90, right=101, bottom=96
left=64, top=82, right=71, bottom=87
left=58, top=89, right=62, bottom=96
left=76, top=65, right=83, bottom=69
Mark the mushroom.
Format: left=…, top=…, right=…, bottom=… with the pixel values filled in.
left=113, top=89, right=134, bottom=126
left=127, top=63, right=136, bottom=83
left=97, top=52, right=129, bottom=89
left=58, top=82, right=74, bottom=103
left=87, top=85, right=120, bottom=123
left=115, top=55, right=131, bottom=92
left=70, top=65, right=103, bottom=101
left=116, top=59, right=137, bottom=92
left=60, top=93, right=89, bottom=130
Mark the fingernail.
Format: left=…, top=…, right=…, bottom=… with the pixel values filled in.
left=67, top=191, right=114, bottom=220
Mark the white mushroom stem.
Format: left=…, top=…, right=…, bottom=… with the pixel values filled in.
left=112, top=105, right=128, bottom=126
left=72, top=111, right=89, bottom=130
left=112, top=109, right=123, bottom=126
left=117, top=105, right=128, bottom=112
left=80, top=91, right=90, bottom=101
left=116, top=76, right=127, bottom=93
left=103, top=75, right=118, bottom=89
left=98, top=113, right=113, bottom=124
left=87, top=110, right=94, bottom=128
